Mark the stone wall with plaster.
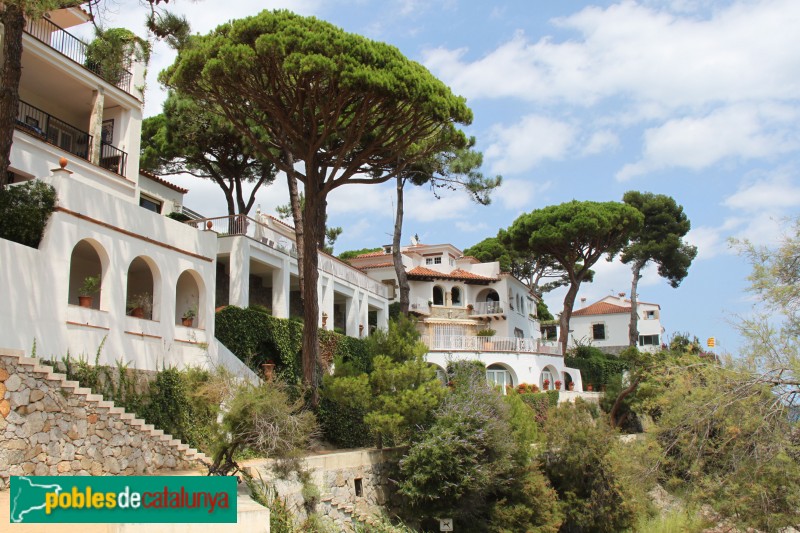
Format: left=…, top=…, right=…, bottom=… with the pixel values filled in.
left=248, top=447, right=404, bottom=531
left=0, top=349, right=207, bottom=489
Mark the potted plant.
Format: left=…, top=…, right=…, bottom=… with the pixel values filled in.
left=182, top=305, right=197, bottom=327
left=321, top=312, right=328, bottom=328
left=78, top=276, right=100, bottom=308
left=543, top=378, right=550, bottom=391
left=476, top=328, right=496, bottom=350
left=555, top=380, right=562, bottom=390
left=127, top=292, right=152, bottom=319
left=466, top=304, right=474, bottom=314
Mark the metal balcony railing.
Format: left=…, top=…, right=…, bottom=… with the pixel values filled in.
left=98, top=142, right=128, bottom=176
left=24, top=16, right=133, bottom=93
left=16, top=99, right=128, bottom=177
left=16, top=99, right=91, bottom=159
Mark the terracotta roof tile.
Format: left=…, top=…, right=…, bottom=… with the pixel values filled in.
left=266, top=215, right=295, bottom=231
left=572, top=301, right=631, bottom=317
left=139, top=170, right=188, bottom=194
left=356, top=250, right=389, bottom=258
left=360, top=262, right=394, bottom=269
left=407, top=266, right=497, bottom=282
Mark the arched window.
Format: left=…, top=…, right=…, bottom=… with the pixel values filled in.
left=486, top=364, right=513, bottom=392
left=451, top=286, right=462, bottom=306
left=432, top=286, right=445, bottom=306
left=126, top=257, right=158, bottom=320
left=175, top=270, right=202, bottom=327
left=68, top=239, right=106, bottom=310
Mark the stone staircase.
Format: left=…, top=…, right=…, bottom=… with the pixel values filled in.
left=0, top=348, right=208, bottom=483
left=320, top=492, right=406, bottom=533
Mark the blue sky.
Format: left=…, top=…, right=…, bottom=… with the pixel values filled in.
left=94, top=0, right=800, bottom=354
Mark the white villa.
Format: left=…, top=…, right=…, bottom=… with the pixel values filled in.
left=349, top=245, right=583, bottom=391
left=0, top=7, right=388, bottom=378
left=1, top=7, right=581, bottom=393
left=569, top=294, right=664, bottom=354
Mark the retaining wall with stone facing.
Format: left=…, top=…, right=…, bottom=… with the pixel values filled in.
left=0, top=348, right=208, bottom=489
left=246, top=447, right=404, bottom=532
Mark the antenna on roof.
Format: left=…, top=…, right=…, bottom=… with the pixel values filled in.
left=410, top=233, right=419, bottom=246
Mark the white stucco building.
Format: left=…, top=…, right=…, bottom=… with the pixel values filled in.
left=0, top=7, right=388, bottom=377
left=569, top=294, right=664, bottom=354
left=349, top=244, right=583, bottom=391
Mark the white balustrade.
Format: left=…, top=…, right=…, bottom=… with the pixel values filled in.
left=419, top=335, right=562, bottom=355
left=471, top=301, right=505, bottom=315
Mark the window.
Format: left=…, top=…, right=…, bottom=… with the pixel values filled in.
left=639, top=334, right=659, bottom=346
left=139, top=195, right=162, bottom=214
left=426, top=257, right=433, bottom=265
left=449, top=258, right=454, bottom=266
left=514, top=328, right=524, bottom=339
left=434, top=256, right=442, bottom=264
left=451, top=286, right=462, bottom=306
left=644, top=310, right=656, bottom=320
left=425, top=256, right=442, bottom=265
left=592, top=323, right=606, bottom=340
left=541, top=324, right=557, bottom=340
left=486, top=364, right=512, bottom=393
left=432, top=286, right=444, bottom=306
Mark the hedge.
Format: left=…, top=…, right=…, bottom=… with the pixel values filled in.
left=0, top=180, right=56, bottom=248
left=565, top=352, right=628, bottom=389
left=215, top=306, right=371, bottom=383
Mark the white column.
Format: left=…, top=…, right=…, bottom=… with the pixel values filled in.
left=228, top=240, right=250, bottom=308
left=319, top=275, right=334, bottom=330
left=271, top=258, right=290, bottom=318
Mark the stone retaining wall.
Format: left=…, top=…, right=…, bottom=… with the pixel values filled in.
left=247, top=447, right=404, bottom=531
left=0, top=348, right=208, bottom=489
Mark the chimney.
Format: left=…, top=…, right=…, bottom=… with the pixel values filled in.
left=580, top=297, right=587, bottom=308
left=618, top=292, right=626, bottom=302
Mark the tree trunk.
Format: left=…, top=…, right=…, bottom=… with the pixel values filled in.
left=609, top=375, right=642, bottom=429
left=0, top=5, right=25, bottom=189
left=301, top=184, right=323, bottom=406
left=286, top=154, right=305, bottom=301
left=628, top=260, right=645, bottom=347
left=559, top=280, right=580, bottom=356
left=393, top=175, right=410, bottom=315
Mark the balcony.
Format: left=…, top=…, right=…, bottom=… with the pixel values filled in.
left=420, top=335, right=562, bottom=355
left=471, top=301, right=505, bottom=315
left=15, top=100, right=128, bottom=177
left=188, top=215, right=389, bottom=298
left=24, top=16, right=133, bottom=94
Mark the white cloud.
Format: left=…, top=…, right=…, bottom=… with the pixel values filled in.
left=455, top=221, right=489, bottom=233
left=685, top=217, right=743, bottom=260
left=583, top=130, right=620, bottom=155
left=723, top=171, right=800, bottom=212
left=485, top=115, right=575, bottom=174
left=616, top=103, right=800, bottom=180
left=423, top=0, right=800, bottom=109
left=494, top=178, right=550, bottom=211
left=403, top=187, right=475, bottom=222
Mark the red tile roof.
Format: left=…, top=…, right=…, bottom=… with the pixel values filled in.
left=360, top=262, right=394, bottom=269
left=356, top=250, right=389, bottom=258
left=139, top=170, right=188, bottom=194
left=267, top=215, right=295, bottom=231
left=572, top=301, right=631, bottom=316
left=407, top=266, right=497, bottom=282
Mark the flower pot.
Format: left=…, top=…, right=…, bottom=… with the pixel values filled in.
left=555, top=383, right=561, bottom=390
left=182, top=317, right=194, bottom=327
left=130, top=307, right=145, bottom=319
left=568, top=382, right=575, bottom=391
left=78, top=296, right=93, bottom=308
left=543, top=383, right=549, bottom=391
left=261, top=363, right=275, bottom=382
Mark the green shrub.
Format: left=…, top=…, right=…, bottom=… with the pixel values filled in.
left=565, top=349, right=628, bottom=389
left=141, top=367, right=195, bottom=443
left=0, top=180, right=56, bottom=248
left=316, top=396, right=371, bottom=449
left=520, top=391, right=557, bottom=424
